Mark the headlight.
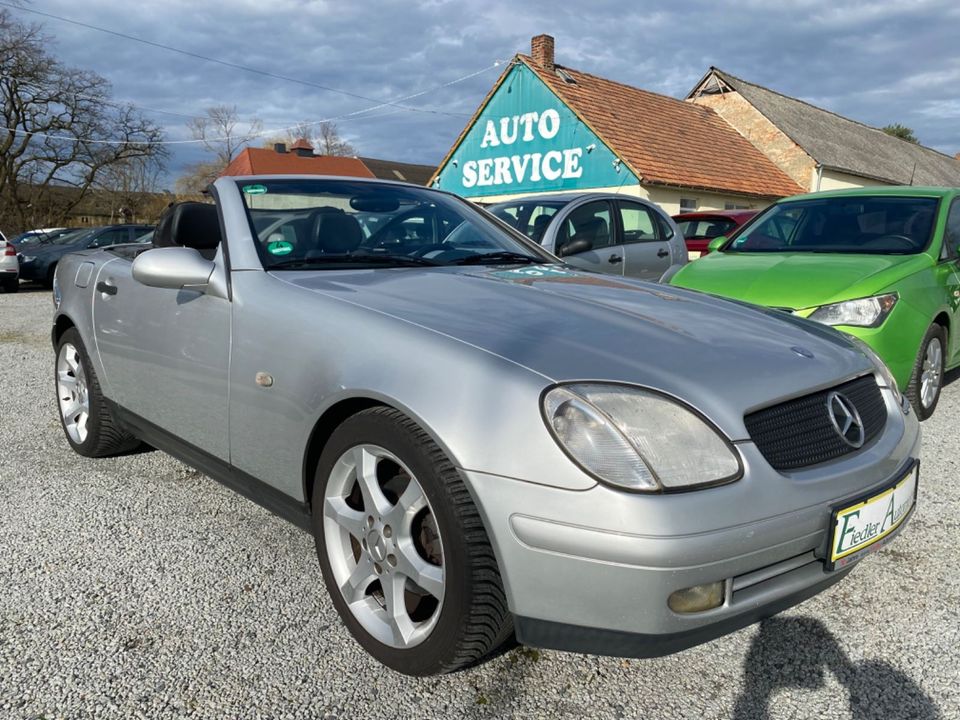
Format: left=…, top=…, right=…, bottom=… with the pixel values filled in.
left=52, top=272, right=61, bottom=308
left=807, top=293, right=897, bottom=328
left=20, top=255, right=35, bottom=263
left=542, top=383, right=741, bottom=492
left=848, top=337, right=905, bottom=409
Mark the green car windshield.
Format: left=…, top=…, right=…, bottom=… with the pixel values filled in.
left=726, top=196, right=938, bottom=255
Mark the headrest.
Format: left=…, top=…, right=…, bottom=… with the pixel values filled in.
left=154, top=202, right=222, bottom=250
left=318, top=213, right=363, bottom=254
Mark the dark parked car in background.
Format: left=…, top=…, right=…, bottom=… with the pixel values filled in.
left=672, top=210, right=758, bottom=258
left=18, top=224, right=153, bottom=286
left=488, top=193, right=687, bottom=281
left=8, top=228, right=74, bottom=249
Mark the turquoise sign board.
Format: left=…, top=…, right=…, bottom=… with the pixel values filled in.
left=434, top=63, right=635, bottom=198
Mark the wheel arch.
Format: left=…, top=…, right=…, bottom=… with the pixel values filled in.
left=301, top=394, right=463, bottom=512
left=53, top=313, right=76, bottom=346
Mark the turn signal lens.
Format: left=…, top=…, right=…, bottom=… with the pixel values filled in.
left=668, top=582, right=725, bottom=613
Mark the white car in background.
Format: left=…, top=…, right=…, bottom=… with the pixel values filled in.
left=1, top=232, right=18, bottom=293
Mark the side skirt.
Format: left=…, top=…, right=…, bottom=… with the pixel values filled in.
left=108, top=400, right=312, bottom=533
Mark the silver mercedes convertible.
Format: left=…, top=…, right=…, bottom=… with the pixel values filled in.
left=52, top=176, right=920, bottom=675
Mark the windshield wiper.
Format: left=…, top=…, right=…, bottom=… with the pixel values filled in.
left=452, top=251, right=542, bottom=265
left=269, top=253, right=441, bottom=269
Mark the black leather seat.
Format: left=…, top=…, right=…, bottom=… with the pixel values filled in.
left=154, top=202, right=222, bottom=260
left=307, top=213, right=364, bottom=256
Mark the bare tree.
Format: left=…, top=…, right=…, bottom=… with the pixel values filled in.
left=0, top=10, right=166, bottom=232
left=187, top=104, right=263, bottom=166
left=261, top=120, right=356, bottom=156
left=316, top=121, right=355, bottom=156
left=174, top=160, right=224, bottom=195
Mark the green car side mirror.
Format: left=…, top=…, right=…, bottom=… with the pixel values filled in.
left=707, top=236, right=728, bottom=253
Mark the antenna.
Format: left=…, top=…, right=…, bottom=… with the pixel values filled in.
left=909, top=161, right=917, bottom=186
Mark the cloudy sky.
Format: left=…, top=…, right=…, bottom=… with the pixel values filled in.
left=7, top=0, right=959, bottom=188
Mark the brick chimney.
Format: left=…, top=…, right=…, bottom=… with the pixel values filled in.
left=531, top=34, right=555, bottom=72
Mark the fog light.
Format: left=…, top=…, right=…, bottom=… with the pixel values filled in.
left=668, top=581, right=725, bottom=613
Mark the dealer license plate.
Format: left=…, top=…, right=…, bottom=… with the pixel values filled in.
left=828, top=464, right=918, bottom=569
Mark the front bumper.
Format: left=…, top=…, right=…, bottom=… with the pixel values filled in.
left=463, top=392, right=920, bottom=657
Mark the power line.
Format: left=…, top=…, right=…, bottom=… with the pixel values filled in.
left=0, top=74, right=203, bottom=120
left=0, top=1, right=468, bottom=117
left=0, top=61, right=506, bottom=146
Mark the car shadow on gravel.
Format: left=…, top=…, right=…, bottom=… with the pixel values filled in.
left=732, top=617, right=940, bottom=720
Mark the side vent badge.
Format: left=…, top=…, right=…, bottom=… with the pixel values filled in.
left=255, top=372, right=274, bottom=388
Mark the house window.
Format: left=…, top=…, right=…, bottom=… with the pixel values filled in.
left=680, top=198, right=698, bottom=212
left=725, top=202, right=751, bottom=210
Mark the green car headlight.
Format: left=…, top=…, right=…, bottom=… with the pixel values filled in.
left=807, top=293, right=898, bottom=328
left=542, top=384, right=742, bottom=492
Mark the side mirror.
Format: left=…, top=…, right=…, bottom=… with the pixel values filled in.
left=706, top=236, right=728, bottom=253
left=132, top=246, right=214, bottom=290
left=557, top=238, right=592, bottom=257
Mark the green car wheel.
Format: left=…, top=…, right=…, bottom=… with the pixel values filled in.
left=907, top=324, right=945, bottom=420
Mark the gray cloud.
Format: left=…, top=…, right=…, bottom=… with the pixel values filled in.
left=19, top=0, right=960, bottom=187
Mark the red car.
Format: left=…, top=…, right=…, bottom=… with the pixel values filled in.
left=672, top=210, right=758, bottom=258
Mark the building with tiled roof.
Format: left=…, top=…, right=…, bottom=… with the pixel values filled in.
left=431, top=35, right=803, bottom=213
left=687, top=68, right=960, bottom=191
left=358, top=157, right=435, bottom=186
left=221, top=144, right=376, bottom=178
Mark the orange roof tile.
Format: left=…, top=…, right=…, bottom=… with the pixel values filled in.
left=515, top=56, right=803, bottom=198
left=221, top=148, right=376, bottom=178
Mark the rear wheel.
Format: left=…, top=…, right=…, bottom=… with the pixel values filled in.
left=55, top=328, right=139, bottom=456
left=906, top=324, right=945, bottom=420
left=1, top=276, right=17, bottom=293
left=311, top=407, right=512, bottom=675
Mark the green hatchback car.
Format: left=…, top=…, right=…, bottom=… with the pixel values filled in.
left=671, top=187, right=960, bottom=419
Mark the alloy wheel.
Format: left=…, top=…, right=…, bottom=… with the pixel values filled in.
left=57, top=342, right=90, bottom=444
left=323, top=444, right=445, bottom=649
left=920, top=336, right=942, bottom=409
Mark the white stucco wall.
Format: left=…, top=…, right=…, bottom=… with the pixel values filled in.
left=810, top=168, right=893, bottom=192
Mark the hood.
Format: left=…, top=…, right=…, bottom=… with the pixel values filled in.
left=672, top=251, right=928, bottom=309
left=275, top=264, right=874, bottom=438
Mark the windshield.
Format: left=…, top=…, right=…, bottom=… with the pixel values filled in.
left=50, top=228, right=96, bottom=245
left=488, top=201, right=565, bottom=242
left=676, top=217, right=737, bottom=240
left=725, top=196, right=939, bottom=255
left=239, top=179, right=551, bottom=269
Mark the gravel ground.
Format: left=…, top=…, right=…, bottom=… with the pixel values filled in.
left=1, top=287, right=958, bottom=720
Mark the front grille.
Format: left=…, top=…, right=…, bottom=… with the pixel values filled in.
left=745, top=375, right=887, bottom=470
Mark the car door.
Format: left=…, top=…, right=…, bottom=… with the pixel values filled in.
left=92, top=245, right=231, bottom=461
left=937, top=197, right=960, bottom=364
left=617, top=200, right=673, bottom=280
left=551, top=200, right=624, bottom=276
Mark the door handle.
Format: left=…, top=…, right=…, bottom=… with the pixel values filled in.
left=96, top=281, right=117, bottom=296
left=608, top=254, right=622, bottom=264
left=657, top=249, right=670, bottom=258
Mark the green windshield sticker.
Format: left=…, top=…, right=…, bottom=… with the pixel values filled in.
left=266, top=240, right=294, bottom=256
left=490, top=266, right=576, bottom=280
left=242, top=184, right=268, bottom=195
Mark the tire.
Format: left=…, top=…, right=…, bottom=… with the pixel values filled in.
left=43, top=264, right=56, bottom=289
left=311, top=406, right=512, bottom=675
left=55, top=327, right=139, bottom=457
left=1, top=277, right=17, bottom=293
left=906, top=323, right=946, bottom=421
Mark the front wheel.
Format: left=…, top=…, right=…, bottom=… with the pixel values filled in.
left=55, top=328, right=139, bottom=456
left=906, top=324, right=946, bottom=420
left=311, top=407, right=512, bottom=675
